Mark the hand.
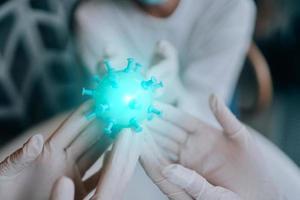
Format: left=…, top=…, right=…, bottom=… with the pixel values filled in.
left=49, top=129, right=141, bottom=200
left=0, top=102, right=111, bottom=200
left=148, top=40, right=185, bottom=104
left=50, top=126, right=239, bottom=200
left=144, top=95, right=280, bottom=199
left=140, top=126, right=238, bottom=200
left=140, top=128, right=193, bottom=200
left=163, top=164, right=240, bottom=200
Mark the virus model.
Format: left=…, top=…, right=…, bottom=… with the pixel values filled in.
left=82, top=58, right=163, bottom=134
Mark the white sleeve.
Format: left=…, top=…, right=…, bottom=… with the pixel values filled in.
left=179, top=0, right=256, bottom=124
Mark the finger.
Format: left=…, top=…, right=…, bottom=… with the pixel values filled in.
left=88, top=133, right=139, bottom=199
left=77, top=133, right=112, bottom=175
left=49, top=101, right=93, bottom=148
left=155, top=101, right=199, bottom=133
left=0, top=134, right=43, bottom=178
left=163, top=164, right=241, bottom=200
left=151, top=130, right=180, bottom=156
left=96, top=46, right=123, bottom=74
left=50, top=176, right=75, bottom=200
left=140, top=129, right=193, bottom=200
left=92, top=130, right=138, bottom=200
left=115, top=132, right=141, bottom=199
left=147, top=118, right=187, bottom=144
left=148, top=41, right=178, bottom=81
left=66, top=121, right=104, bottom=161
left=148, top=59, right=174, bottom=79
left=140, top=129, right=171, bottom=182
left=155, top=40, right=178, bottom=60
left=209, top=94, right=248, bottom=143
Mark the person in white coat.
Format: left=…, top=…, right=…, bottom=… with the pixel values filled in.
left=75, top=0, right=256, bottom=123
left=0, top=0, right=260, bottom=199
left=75, top=0, right=256, bottom=199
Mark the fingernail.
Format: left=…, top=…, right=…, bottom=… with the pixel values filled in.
left=162, top=164, right=191, bottom=188
left=26, top=134, right=44, bottom=159
left=32, top=134, right=44, bottom=148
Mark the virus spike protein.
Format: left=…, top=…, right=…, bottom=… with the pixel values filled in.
left=82, top=58, right=163, bottom=135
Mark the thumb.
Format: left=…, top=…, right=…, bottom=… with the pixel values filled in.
left=155, top=40, right=178, bottom=60
left=96, top=45, right=124, bottom=74
left=163, top=164, right=241, bottom=200
left=50, top=176, right=75, bottom=200
left=150, top=40, right=178, bottom=72
left=209, top=94, right=248, bottom=143
left=0, top=134, right=44, bottom=178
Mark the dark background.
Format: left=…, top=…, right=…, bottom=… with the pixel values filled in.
left=252, top=0, right=300, bottom=165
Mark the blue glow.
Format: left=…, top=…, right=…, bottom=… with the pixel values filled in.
left=82, top=58, right=163, bottom=135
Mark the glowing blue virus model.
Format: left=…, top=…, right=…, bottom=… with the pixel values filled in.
left=82, top=58, right=163, bottom=135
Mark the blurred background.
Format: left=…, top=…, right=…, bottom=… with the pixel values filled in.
left=238, top=0, right=300, bottom=166
left=0, top=0, right=299, bottom=165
